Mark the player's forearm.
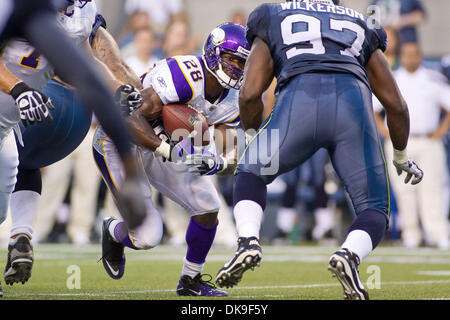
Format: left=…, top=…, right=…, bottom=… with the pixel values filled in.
left=385, top=106, right=410, bottom=151
left=238, top=37, right=274, bottom=131
left=119, top=86, right=162, bottom=149
left=92, top=27, right=142, bottom=89
left=25, top=13, right=133, bottom=160
left=126, top=110, right=162, bottom=151
left=239, top=94, right=264, bottom=131
left=92, top=56, right=122, bottom=91
left=0, top=58, right=21, bottom=94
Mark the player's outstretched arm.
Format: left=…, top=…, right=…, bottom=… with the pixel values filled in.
left=82, top=39, right=143, bottom=115
left=81, top=39, right=122, bottom=91
left=367, top=49, right=423, bottom=185
left=23, top=11, right=146, bottom=228
left=91, top=26, right=142, bottom=89
left=23, top=13, right=132, bottom=157
left=239, top=37, right=274, bottom=131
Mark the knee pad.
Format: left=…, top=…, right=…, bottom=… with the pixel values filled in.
left=131, top=209, right=164, bottom=249
left=0, top=191, right=10, bottom=224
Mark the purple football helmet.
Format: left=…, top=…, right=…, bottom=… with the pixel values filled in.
left=202, top=23, right=250, bottom=90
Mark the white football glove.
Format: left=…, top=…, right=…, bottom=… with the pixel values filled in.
left=392, top=148, right=423, bottom=185
left=10, top=81, right=55, bottom=127
left=393, top=159, right=423, bottom=185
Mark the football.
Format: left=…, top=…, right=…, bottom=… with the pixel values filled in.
left=161, top=104, right=209, bottom=145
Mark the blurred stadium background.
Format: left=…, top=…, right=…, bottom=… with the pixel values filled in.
left=98, top=0, right=450, bottom=57
left=0, top=0, right=449, bottom=300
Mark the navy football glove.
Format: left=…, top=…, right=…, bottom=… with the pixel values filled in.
left=115, top=84, right=143, bottom=116
left=10, top=81, right=54, bottom=127
left=185, top=149, right=226, bottom=175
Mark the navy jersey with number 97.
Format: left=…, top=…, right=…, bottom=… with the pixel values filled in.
left=246, top=2, right=387, bottom=91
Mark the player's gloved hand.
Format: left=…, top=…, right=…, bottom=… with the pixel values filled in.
left=185, top=149, right=227, bottom=175
left=155, top=134, right=194, bottom=163
left=392, top=148, right=423, bottom=185
left=115, top=84, right=143, bottom=116
left=10, top=81, right=55, bottom=127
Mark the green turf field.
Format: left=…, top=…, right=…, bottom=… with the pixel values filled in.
left=0, top=243, right=449, bottom=300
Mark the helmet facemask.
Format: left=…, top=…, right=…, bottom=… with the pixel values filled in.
left=205, top=47, right=247, bottom=90
left=203, top=23, right=250, bottom=90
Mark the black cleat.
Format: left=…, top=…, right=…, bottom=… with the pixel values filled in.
left=215, top=237, right=262, bottom=288
left=4, top=235, right=34, bottom=286
left=177, top=274, right=228, bottom=297
left=328, top=248, right=369, bottom=300
left=101, top=217, right=125, bottom=279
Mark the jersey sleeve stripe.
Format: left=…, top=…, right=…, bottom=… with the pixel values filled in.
left=208, top=114, right=240, bottom=127
left=139, top=68, right=151, bottom=84
left=167, top=57, right=194, bottom=104
left=227, top=114, right=240, bottom=123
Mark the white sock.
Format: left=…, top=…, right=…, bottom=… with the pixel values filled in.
left=233, top=200, right=263, bottom=238
left=182, top=257, right=204, bottom=278
left=276, top=207, right=297, bottom=233
left=341, top=230, right=373, bottom=262
left=10, top=190, right=40, bottom=240
left=108, top=219, right=122, bottom=243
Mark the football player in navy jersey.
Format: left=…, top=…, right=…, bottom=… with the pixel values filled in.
left=0, top=0, right=147, bottom=295
left=3, top=8, right=144, bottom=286
left=215, top=0, right=423, bottom=300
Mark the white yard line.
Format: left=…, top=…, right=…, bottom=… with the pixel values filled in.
left=21, top=253, right=450, bottom=264
left=5, top=279, right=450, bottom=298
left=417, top=271, right=450, bottom=276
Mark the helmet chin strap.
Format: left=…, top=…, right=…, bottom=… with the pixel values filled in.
left=216, top=67, right=239, bottom=89
left=202, top=56, right=238, bottom=90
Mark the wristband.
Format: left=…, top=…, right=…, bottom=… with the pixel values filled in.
left=218, top=156, right=227, bottom=173
left=155, top=140, right=171, bottom=159
left=393, top=147, right=408, bottom=163
left=9, top=81, right=30, bottom=99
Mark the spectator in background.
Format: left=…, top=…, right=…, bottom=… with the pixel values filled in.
left=124, top=0, right=186, bottom=35
left=162, top=20, right=200, bottom=57
left=384, top=26, right=401, bottom=70
left=373, top=42, right=450, bottom=249
left=118, top=11, right=152, bottom=49
left=230, top=9, right=247, bottom=25
left=370, top=0, right=426, bottom=44
left=125, top=27, right=159, bottom=77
